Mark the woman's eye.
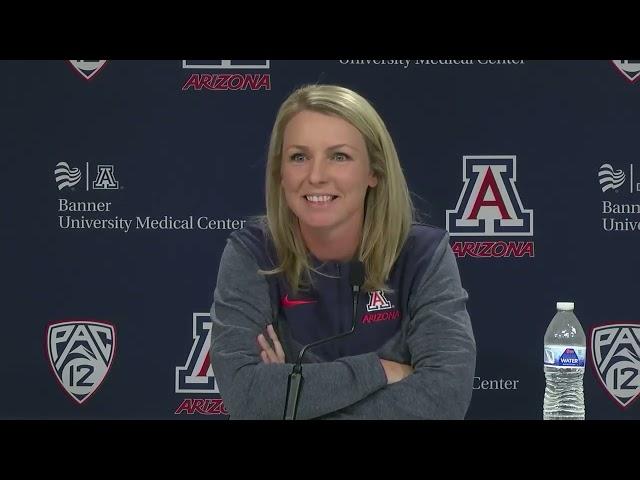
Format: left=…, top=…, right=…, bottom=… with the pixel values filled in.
left=333, top=152, right=350, bottom=161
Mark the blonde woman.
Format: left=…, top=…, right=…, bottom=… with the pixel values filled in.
left=210, top=84, right=476, bottom=419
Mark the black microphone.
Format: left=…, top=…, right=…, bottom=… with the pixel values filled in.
left=283, top=260, right=365, bottom=420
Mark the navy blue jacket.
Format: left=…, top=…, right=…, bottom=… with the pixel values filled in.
left=210, top=221, right=476, bottom=419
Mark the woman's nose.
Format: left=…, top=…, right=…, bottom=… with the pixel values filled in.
left=308, top=158, right=329, bottom=184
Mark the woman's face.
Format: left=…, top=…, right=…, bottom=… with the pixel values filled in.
left=280, top=110, right=378, bottom=235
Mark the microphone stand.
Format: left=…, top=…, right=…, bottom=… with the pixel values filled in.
left=283, top=262, right=364, bottom=420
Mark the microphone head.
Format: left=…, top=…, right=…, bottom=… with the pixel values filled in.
left=349, top=260, right=365, bottom=288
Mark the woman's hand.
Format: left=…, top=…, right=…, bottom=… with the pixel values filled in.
left=257, top=324, right=285, bottom=364
left=379, top=359, right=413, bottom=384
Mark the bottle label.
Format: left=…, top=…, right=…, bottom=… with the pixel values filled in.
left=544, top=346, right=586, bottom=367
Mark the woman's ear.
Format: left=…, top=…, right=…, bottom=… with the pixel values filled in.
left=368, top=172, right=378, bottom=188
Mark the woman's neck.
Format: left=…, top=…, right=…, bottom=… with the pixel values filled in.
left=299, top=219, right=362, bottom=263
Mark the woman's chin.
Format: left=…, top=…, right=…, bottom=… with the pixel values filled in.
left=297, top=215, right=338, bottom=231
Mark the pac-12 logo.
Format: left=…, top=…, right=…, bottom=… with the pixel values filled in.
left=611, top=60, right=640, bottom=83
left=175, top=313, right=218, bottom=393
left=446, top=155, right=534, bottom=258
left=590, top=323, right=640, bottom=409
left=67, top=60, right=108, bottom=81
left=46, top=320, right=116, bottom=404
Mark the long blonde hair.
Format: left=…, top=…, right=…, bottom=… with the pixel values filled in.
left=261, top=84, right=414, bottom=293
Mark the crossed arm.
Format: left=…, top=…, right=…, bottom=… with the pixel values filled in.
left=258, top=324, right=413, bottom=384
left=210, top=234, right=475, bottom=419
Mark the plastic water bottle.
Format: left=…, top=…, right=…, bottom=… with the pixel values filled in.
left=543, top=302, right=586, bottom=420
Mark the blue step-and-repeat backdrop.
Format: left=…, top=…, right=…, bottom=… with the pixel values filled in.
left=1, top=59, right=639, bottom=420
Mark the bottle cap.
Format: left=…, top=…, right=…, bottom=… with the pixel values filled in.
left=556, top=302, right=574, bottom=311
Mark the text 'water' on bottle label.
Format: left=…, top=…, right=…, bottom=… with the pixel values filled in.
left=544, top=346, right=586, bottom=367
